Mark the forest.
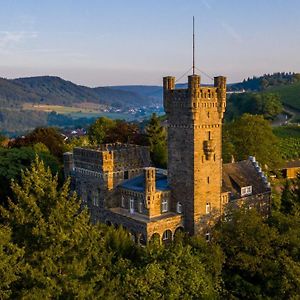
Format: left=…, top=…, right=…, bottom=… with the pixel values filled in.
left=0, top=111, right=299, bottom=299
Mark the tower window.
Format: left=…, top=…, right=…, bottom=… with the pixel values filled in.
left=207, top=112, right=210, bottom=118
left=207, top=131, right=211, bottom=140
left=206, top=202, right=211, bottom=214
left=207, top=177, right=210, bottom=184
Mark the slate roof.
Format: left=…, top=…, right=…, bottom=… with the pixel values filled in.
left=222, top=160, right=270, bottom=199
left=119, top=172, right=170, bottom=192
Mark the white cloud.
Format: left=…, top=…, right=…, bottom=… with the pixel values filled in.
left=0, top=31, right=38, bottom=49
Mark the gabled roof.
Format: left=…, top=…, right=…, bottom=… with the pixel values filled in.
left=222, top=160, right=269, bottom=199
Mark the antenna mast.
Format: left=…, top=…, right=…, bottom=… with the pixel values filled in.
left=192, top=16, right=195, bottom=75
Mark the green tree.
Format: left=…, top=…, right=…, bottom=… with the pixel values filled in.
left=0, top=147, right=61, bottom=204
left=223, top=114, right=282, bottom=169
left=0, top=225, right=24, bottom=299
left=145, top=113, right=167, bottom=168
left=88, top=116, right=115, bottom=145
left=0, top=158, right=112, bottom=298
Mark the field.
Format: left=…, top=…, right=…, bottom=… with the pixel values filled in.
left=22, top=103, right=134, bottom=120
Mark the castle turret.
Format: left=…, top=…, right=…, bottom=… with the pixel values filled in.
left=144, top=167, right=156, bottom=210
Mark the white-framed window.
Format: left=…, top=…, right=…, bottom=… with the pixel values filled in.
left=129, top=197, right=134, bottom=214
left=206, top=202, right=211, bottom=214
left=138, top=201, right=143, bottom=213
left=162, top=197, right=168, bottom=212
left=121, top=195, right=125, bottom=208
left=241, top=186, right=252, bottom=197
left=177, top=202, right=182, bottom=214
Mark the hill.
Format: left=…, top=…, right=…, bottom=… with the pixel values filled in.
left=0, top=76, right=156, bottom=109
left=228, top=72, right=300, bottom=92
left=265, top=81, right=300, bottom=111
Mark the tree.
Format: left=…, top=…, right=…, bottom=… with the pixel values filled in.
left=0, top=147, right=61, bottom=204
left=214, top=208, right=279, bottom=299
left=145, top=113, right=167, bottom=168
left=9, top=127, right=65, bottom=159
left=0, top=158, right=112, bottom=298
left=0, top=225, right=24, bottom=299
left=88, top=116, right=115, bottom=145
left=223, top=114, right=282, bottom=169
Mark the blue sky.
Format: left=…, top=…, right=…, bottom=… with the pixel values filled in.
left=0, top=0, right=299, bottom=86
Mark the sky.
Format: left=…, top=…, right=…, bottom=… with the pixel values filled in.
left=0, top=0, right=299, bottom=86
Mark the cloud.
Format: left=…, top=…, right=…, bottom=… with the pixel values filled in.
left=221, top=22, right=242, bottom=43
left=0, top=31, right=38, bottom=49
left=200, top=0, right=212, bottom=9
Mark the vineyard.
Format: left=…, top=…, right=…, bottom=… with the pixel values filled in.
left=273, top=125, right=300, bottom=160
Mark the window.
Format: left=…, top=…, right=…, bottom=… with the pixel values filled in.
left=205, top=232, right=211, bottom=242
left=162, top=198, right=168, bottom=212
left=177, top=202, right=182, bottom=213
left=124, top=171, right=129, bottom=180
left=93, top=196, right=98, bottom=207
left=206, top=202, right=211, bottom=214
left=121, top=195, right=125, bottom=207
left=207, top=131, right=211, bottom=140
left=138, top=201, right=143, bottom=213
left=163, top=230, right=171, bottom=241
left=207, top=177, right=210, bottom=184
left=129, top=198, right=134, bottom=214
left=241, top=186, right=252, bottom=197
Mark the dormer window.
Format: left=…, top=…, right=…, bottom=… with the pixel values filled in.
left=241, top=186, right=252, bottom=197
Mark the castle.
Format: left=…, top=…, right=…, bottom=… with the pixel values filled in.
left=64, top=74, right=271, bottom=244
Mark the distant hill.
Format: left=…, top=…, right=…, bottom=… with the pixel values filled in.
left=229, top=72, right=300, bottom=92
left=0, top=76, right=157, bottom=109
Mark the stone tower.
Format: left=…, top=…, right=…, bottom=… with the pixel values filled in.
left=163, top=74, right=226, bottom=235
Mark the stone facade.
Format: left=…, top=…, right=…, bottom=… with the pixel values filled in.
left=64, top=74, right=271, bottom=243
left=163, top=74, right=226, bottom=235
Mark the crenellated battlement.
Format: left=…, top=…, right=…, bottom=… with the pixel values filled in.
left=163, top=74, right=226, bottom=117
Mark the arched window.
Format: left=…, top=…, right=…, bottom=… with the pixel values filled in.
left=162, top=230, right=172, bottom=242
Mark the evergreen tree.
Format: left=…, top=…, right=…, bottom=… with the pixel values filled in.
left=145, top=113, right=167, bottom=168
left=0, top=157, right=111, bottom=298
left=0, top=225, right=24, bottom=299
